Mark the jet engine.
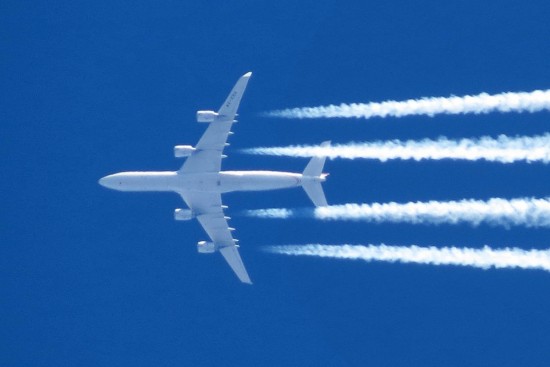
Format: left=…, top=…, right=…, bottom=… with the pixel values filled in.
left=197, top=241, right=217, bottom=254
left=174, top=145, right=196, bottom=158
left=196, top=110, right=218, bottom=123
left=174, top=208, right=195, bottom=221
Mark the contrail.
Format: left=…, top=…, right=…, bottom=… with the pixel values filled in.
left=246, top=197, right=550, bottom=228
left=265, top=244, right=550, bottom=272
left=243, top=134, right=550, bottom=163
left=266, top=89, right=550, bottom=119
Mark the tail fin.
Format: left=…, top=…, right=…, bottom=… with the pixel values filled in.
left=302, top=141, right=330, bottom=207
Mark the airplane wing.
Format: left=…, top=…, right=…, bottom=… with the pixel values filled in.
left=180, top=72, right=252, bottom=174
left=177, top=72, right=253, bottom=284
left=179, top=191, right=252, bottom=284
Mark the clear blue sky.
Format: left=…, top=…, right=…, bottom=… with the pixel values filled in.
left=2, top=1, right=550, bottom=366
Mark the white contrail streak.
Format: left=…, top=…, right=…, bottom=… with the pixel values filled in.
left=266, top=89, right=550, bottom=119
left=243, top=134, right=550, bottom=163
left=266, top=244, right=550, bottom=272
left=246, top=197, right=550, bottom=228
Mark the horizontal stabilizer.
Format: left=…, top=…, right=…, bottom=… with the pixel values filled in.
left=302, top=141, right=330, bottom=207
left=303, top=140, right=331, bottom=177
left=302, top=180, right=328, bottom=207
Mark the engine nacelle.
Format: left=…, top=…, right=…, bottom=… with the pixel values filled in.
left=196, top=110, right=218, bottom=123
left=197, top=241, right=217, bottom=254
left=174, top=145, right=196, bottom=158
left=174, top=208, right=195, bottom=221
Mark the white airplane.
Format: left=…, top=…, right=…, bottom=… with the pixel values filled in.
left=99, top=72, right=329, bottom=284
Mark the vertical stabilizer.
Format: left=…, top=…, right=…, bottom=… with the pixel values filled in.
left=302, top=141, right=330, bottom=207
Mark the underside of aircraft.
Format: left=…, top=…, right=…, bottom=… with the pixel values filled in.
left=99, top=72, right=329, bottom=284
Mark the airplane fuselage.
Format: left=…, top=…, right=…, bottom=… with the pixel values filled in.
left=99, top=170, right=315, bottom=194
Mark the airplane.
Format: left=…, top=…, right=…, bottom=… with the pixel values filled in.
left=99, top=72, right=329, bottom=284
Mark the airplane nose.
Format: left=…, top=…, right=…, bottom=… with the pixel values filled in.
left=99, top=176, right=108, bottom=187
left=99, top=174, right=115, bottom=188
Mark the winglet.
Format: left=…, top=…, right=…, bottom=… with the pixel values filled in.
left=219, top=245, right=253, bottom=284
left=217, top=72, right=252, bottom=121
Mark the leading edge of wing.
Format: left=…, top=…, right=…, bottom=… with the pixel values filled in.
left=219, top=245, right=252, bottom=284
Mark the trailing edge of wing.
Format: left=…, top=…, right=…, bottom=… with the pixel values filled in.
left=219, top=245, right=252, bottom=284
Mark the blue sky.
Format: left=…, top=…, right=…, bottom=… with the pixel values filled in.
left=2, top=1, right=550, bottom=366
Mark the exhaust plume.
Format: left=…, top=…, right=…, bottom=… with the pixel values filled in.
left=266, top=244, right=550, bottom=272
left=243, top=134, right=550, bottom=163
left=266, top=89, right=550, bottom=119
left=246, top=197, right=550, bottom=228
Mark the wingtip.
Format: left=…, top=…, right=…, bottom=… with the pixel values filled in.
left=243, top=71, right=252, bottom=78
left=241, top=274, right=253, bottom=285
